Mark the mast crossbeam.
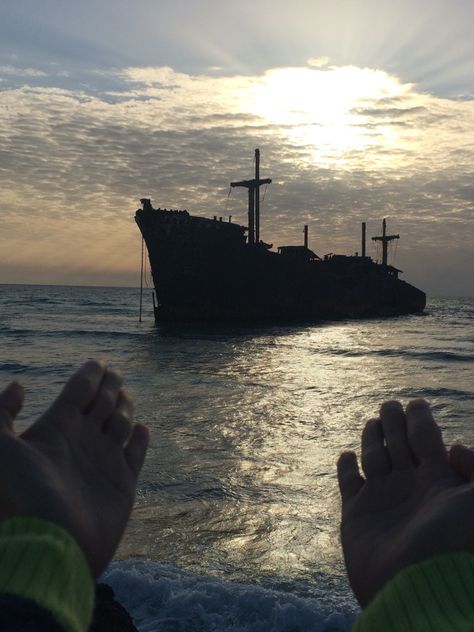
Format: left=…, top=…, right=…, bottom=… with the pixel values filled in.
left=230, top=149, right=271, bottom=244
left=372, top=218, right=399, bottom=266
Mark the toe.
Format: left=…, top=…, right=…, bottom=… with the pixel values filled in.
left=0, top=382, right=24, bottom=432
left=103, top=390, right=134, bottom=445
left=337, top=451, right=364, bottom=503
left=380, top=400, right=414, bottom=469
left=57, top=360, right=106, bottom=412
left=406, top=399, right=447, bottom=464
left=361, top=418, right=391, bottom=478
left=449, top=444, right=474, bottom=481
left=87, top=368, right=123, bottom=428
left=125, top=424, right=149, bottom=479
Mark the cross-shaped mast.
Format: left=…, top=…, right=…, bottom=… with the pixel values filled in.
left=230, top=148, right=272, bottom=245
left=372, top=218, right=399, bottom=266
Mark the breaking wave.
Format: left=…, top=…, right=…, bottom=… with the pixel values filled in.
left=104, top=561, right=358, bottom=632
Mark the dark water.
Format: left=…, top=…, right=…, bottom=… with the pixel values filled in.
left=1, top=284, right=473, bottom=630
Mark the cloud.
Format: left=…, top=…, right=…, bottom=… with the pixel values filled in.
left=120, top=66, right=182, bottom=87
left=0, top=64, right=473, bottom=293
left=307, top=57, right=330, bottom=68
left=353, top=105, right=427, bottom=119
left=0, top=65, right=47, bottom=77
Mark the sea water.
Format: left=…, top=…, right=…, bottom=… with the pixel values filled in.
left=0, top=284, right=473, bottom=631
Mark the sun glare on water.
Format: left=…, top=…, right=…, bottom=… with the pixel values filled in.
left=244, top=65, right=415, bottom=167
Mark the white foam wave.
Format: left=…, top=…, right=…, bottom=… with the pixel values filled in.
left=104, top=560, right=358, bottom=632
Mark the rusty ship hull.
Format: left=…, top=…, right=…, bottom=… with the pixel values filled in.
left=135, top=206, right=426, bottom=324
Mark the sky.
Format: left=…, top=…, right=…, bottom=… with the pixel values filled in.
left=0, top=0, right=473, bottom=295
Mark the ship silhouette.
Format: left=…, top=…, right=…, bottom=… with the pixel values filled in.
left=135, top=149, right=426, bottom=323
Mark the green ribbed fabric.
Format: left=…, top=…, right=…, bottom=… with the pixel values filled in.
left=0, top=517, right=94, bottom=632
left=354, top=553, right=474, bottom=631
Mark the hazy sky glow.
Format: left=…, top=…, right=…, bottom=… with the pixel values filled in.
left=0, top=0, right=473, bottom=294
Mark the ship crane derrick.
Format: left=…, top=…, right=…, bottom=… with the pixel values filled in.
left=230, top=148, right=272, bottom=245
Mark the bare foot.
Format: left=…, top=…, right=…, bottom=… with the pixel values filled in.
left=337, top=399, right=474, bottom=607
left=0, top=360, right=149, bottom=577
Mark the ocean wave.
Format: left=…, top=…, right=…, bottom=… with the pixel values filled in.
left=0, top=326, right=36, bottom=336
left=377, top=349, right=472, bottom=363
left=0, top=362, right=69, bottom=377
left=104, top=561, right=357, bottom=632
left=24, top=297, right=64, bottom=305
left=29, top=329, right=152, bottom=341
left=0, top=362, right=29, bottom=374
left=322, top=348, right=473, bottom=363
left=76, top=299, right=133, bottom=307
left=397, top=387, right=473, bottom=401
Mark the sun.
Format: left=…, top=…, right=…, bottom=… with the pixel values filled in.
left=243, top=65, right=413, bottom=167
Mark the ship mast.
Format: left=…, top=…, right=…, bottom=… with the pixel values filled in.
left=372, top=218, right=399, bottom=266
left=230, top=148, right=272, bottom=245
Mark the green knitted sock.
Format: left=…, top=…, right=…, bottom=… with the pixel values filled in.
left=0, top=517, right=94, bottom=632
left=354, top=553, right=474, bottom=631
